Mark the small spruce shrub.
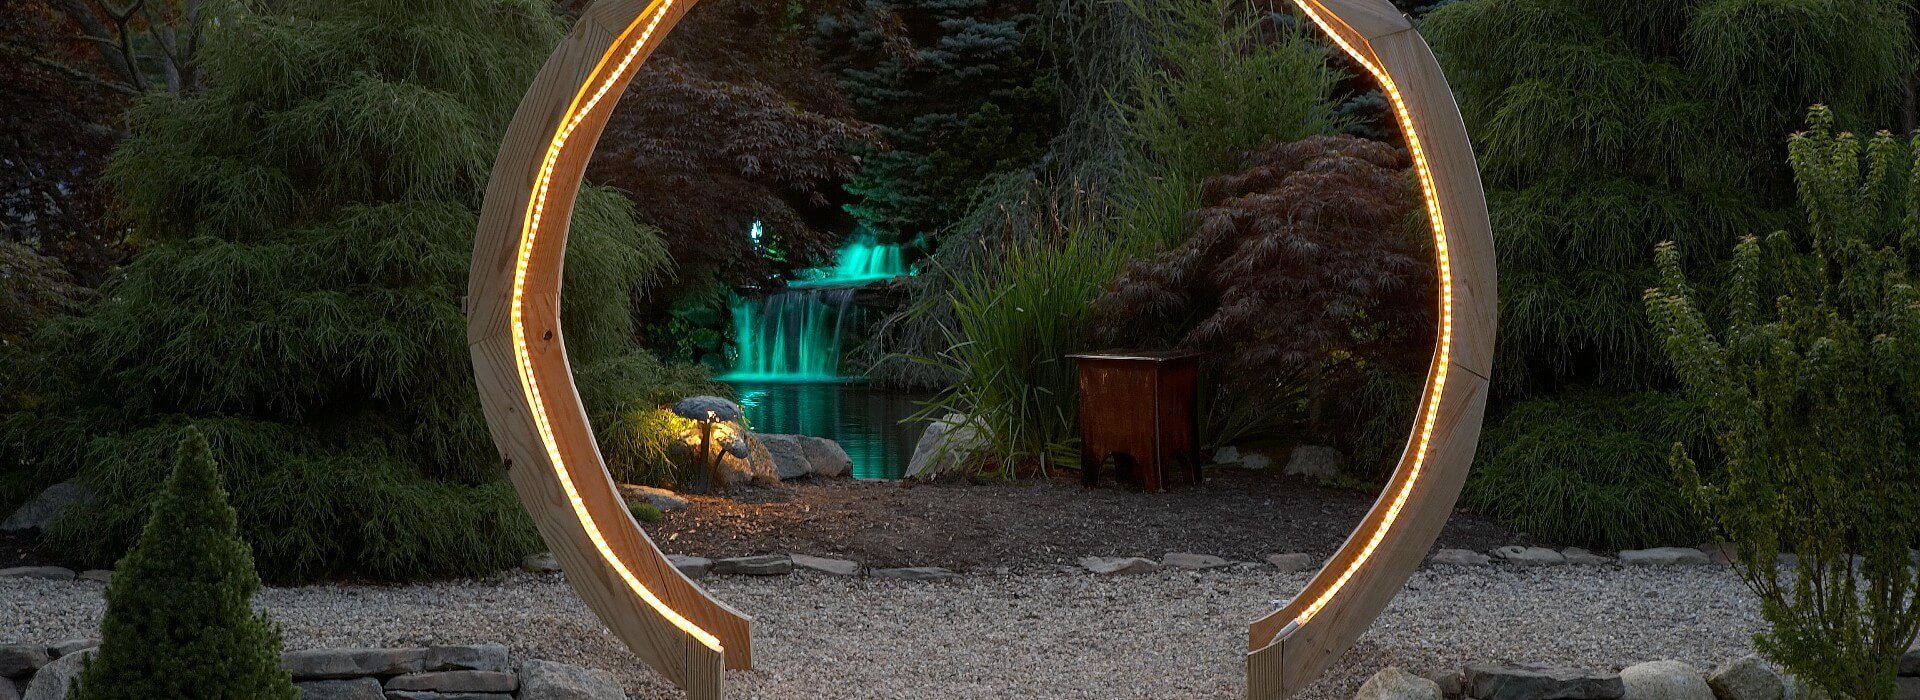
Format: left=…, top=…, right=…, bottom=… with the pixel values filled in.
left=71, top=428, right=296, bottom=700
left=628, top=500, right=663, bottom=524
left=1647, top=107, right=1920, bottom=700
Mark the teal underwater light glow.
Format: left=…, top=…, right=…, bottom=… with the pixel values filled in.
left=722, top=231, right=916, bottom=382
left=790, top=232, right=911, bottom=288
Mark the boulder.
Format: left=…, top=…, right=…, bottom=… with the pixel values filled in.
left=758, top=434, right=813, bottom=480
left=905, top=414, right=984, bottom=479
left=667, top=554, right=712, bottom=579
left=520, top=554, right=560, bottom=574
left=518, top=659, right=623, bottom=700
left=790, top=554, right=859, bottom=576
left=1622, top=661, right=1712, bottom=700
left=281, top=647, right=428, bottom=679
left=1699, top=542, right=1737, bottom=566
left=618, top=485, right=688, bottom=512
left=1213, top=446, right=1242, bottom=464
left=1562, top=548, right=1614, bottom=565
left=1430, top=549, right=1491, bottom=566
left=1242, top=453, right=1273, bottom=470
left=1707, top=656, right=1784, bottom=700
left=75, top=570, right=110, bottom=584
left=1267, top=553, right=1317, bottom=573
left=383, top=692, right=512, bottom=700
left=702, top=429, right=778, bottom=488
left=1425, top=669, right=1467, bottom=698
left=1079, top=556, right=1162, bottom=575
left=711, top=555, right=793, bottom=576
left=0, top=646, right=48, bottom=678
left=425, top=644, right=509, bottom=673
left=22, top=648, right=90, bottom=700
left=1620, top=548, right=1710, bottom=566
left=1492, top=546, right=1566, bottom=566
left=1162, top=552, right=1232, bottom=570
left=1465, top=662, right=1624, bottom=700
left=870, top=566, right=961, bottom=582
left=0, top=567, right=74, bottom=581
left=796, top=436, right=852, bottom=478
left=0, top=678, right=17, bottom=700
left=295, top=678, right=385, bottom=700
left=45, top=641, right=94, bottom=660
left=3, top=481, right=93, bottom=534
left=1357, top=667, right=1444, bottom=700
left=1902, top=646, right=1920, bottom=676
left=1285, top=445, right=1342, bottom=479
left=384, top=671, right=517, bottom=693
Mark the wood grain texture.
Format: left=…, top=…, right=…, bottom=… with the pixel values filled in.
left=1244, top=0, right=1495, bottom=697
left=467, top=0, right=749, bottom=697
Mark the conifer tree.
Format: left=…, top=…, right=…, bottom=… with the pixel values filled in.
left=71, top=428, right=297, bottom=700
left=0, top=0, right=710, bottom=581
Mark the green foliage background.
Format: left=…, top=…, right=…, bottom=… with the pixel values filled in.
left=1425, top=0, right=1914, bottom=547
left=0, top=0, right=714, bottom=582
left=72, top=429, right=296, bottom=700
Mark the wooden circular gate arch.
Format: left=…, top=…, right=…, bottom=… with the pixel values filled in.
left=465, top=0, right=1494, bottom=698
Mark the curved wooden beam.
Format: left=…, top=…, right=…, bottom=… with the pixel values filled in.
left=467, top=1, right=747, bottom=698
left=1246, top=1, right=1495, bottom=697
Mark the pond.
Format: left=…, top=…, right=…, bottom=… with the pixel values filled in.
left=726, top=380, right=932, bottom=480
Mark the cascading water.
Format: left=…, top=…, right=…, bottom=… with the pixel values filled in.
left=723, top=232, right=911, bottom=381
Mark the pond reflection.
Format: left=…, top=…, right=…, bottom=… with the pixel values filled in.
left=727, top=381, right=931, bottom=480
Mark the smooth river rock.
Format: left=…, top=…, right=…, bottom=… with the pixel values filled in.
left=22, top=648, right=90, bottom=700
left=796, top=436, right=852, bottom=478
left=1621, top=660, right=1711, bottom=700
left=1357, top=667, right=1444, bottom=700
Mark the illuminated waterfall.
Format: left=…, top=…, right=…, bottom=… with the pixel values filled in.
left=724, top=233, right=912, bottom=381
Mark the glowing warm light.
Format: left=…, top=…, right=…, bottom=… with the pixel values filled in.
left=1283, top=0, right=1454, bottom=631
left=509, top=0, right=722, bottom=651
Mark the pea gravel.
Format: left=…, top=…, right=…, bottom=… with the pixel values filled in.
left=0, top=565, right=1762, bottom=698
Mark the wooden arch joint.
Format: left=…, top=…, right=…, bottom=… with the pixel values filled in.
left=1244, top=0, right=1495, bottom=697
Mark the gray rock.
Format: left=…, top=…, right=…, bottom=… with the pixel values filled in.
left=1284, top=445, right=1342, bottom=479
left=667, top=554, right=712, bottom=579
left=1707, top=656, right=1784, bottom=700
left=1905, top=646, right=1920, bottom=676
left=1699, top=542, right=1737, bottom=566
left=296, top=678, right=385, bottom=700
left=0, top=567, right=74, bottom=581
left=1212, top=446, right=1241, bottom=464
left=45, top=641, right=95, bottom=660
left=384, top=692, right=512, bottom=700
left=0, top=678, right=18, bottom=700
left=1431, top=549, right=1491, bottom=566
left=3, top=481, right=93, bottom=533
left=1266, top=553, right=1317, bottom=573
left=0, top=645, right=49, bottom=678
left=1493, top=546, right=1566, bottom=566
left=790, top=554, right=859, bottom=576
left=1242, top=453, right=1273, bottom=470
left=520, top=554, right=560, bottom=574
left=1622, top=661, right=1711, bottom=700
left=1897, top=678, right=1920, bottom=700
left=712, top=554, right=793, bottom=576
left=1162, top=552, right=1232, bottom=570
left=1562, top=548, right=1614, bottom=565
left=425, top=644, right=509, bottom=672
left=619, top=485, right=688, bottom=512
left=1620, top=548, right=1710, bottom=566
left=758, top=434, right=813, bottom=480
left=518, top=659, right=623, bottom=700
left=282, top=648, right=428, bottom=679
left=905, top=414, right=985, bottom=479
left=22, top=648, right=89, bottom=700
left=75, top=570, right=111, bottom=583
left=1465, top=662, right=1624, bottom=700
left=384, top=671, right=517, bottom=693
left=1357, top=667, right=1444, bottom=700
left=1425, top=669, right=1466, bottom=699
left=870, top=567, right=960, bottom=581
left=1079, top=556, right=1162, bottom=575
left=796, top=436, right=852, bottom=478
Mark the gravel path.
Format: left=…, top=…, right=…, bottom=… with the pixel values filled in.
left=1, top=565, right=1761, bottom=699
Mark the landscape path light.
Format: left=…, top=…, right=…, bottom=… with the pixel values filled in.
left=670, top=395, right=743, bottom=492
left=465, top=0, right=1492, bottom=697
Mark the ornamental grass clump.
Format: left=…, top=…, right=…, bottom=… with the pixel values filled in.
left=1646, top=106, right=1920, bottom=700
left=71, top=428, right=296, bottom=700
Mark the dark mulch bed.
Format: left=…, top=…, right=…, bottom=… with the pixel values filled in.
left=646, top=469, right=1524, bottom=570
left=0, top=530, right=59, bottom=570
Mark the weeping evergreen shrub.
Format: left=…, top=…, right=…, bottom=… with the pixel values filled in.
left=71, top=428, right=296, bottom=700
left=0, top=0, right=711, bottom=581
left=1424, top=0, right=1913, bottom=545
left=1648, top=108, right=1920, bottom=699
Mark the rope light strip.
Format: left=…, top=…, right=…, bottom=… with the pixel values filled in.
left=508, top=0, right=722, bottom=651
left=1285, top=0, right=1453, bottom=629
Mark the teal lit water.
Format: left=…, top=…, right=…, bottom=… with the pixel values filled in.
left=729, top=381, right=930, bottom=480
